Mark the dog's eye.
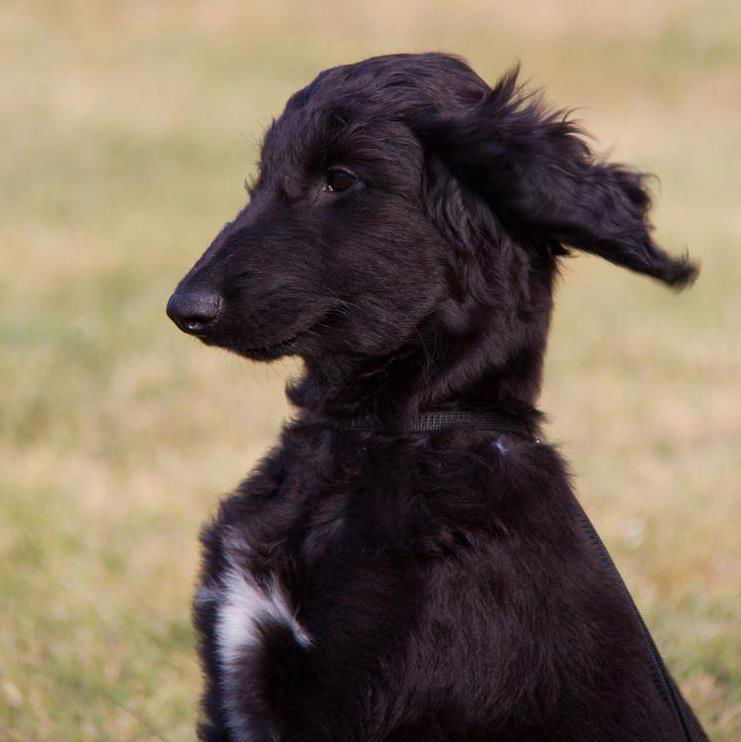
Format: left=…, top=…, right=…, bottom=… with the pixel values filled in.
left=324, top=168, right=357, bottom=193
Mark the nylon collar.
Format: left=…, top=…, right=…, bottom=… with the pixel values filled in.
left=325, top=410, right=533, bottom=436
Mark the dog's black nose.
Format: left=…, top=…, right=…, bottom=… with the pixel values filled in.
left=166, top=290, right=222, bottom=334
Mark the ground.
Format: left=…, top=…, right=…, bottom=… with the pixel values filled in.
left=1, top=1, right=739, bottom=739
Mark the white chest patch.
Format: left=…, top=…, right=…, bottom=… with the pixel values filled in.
left=216, top=566, right=312, bottom=668
left=216, top=567, right=311, bottom=669
left=209, top=566, right=312, bottom=740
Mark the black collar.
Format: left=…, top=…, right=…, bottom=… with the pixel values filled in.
left=325, top=410, right=533, bottom=436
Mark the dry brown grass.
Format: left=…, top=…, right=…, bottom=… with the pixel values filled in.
left=1, top=1, right=738, bottom=739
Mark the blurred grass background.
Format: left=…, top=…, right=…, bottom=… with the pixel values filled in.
left=1, top=1, right=739, bottom=739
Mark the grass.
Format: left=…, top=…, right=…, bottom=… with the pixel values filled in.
left=1, top=1, right=739, bottom=738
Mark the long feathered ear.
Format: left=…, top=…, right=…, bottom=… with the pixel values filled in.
left=410, top=67, right=698, bottom=289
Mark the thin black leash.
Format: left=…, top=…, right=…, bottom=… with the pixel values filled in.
left=577, top=508, right=694, bottom=741
left=326, top=410, right=694, bottom=742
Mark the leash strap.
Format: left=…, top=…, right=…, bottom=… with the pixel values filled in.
left=575, top=502, right=694, bottom=741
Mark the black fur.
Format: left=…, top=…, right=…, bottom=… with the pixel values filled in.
left=167, top=53, right=706, bottom=741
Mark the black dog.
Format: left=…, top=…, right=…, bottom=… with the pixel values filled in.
left=167, top=53, right=707, bottom=741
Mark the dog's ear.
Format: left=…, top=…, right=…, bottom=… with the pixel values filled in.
left=411, top=68, right=698, bottom=288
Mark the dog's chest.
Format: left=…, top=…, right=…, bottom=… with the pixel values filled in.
left=196, top=535, right=314, bottom=737
left=199, top=519, right=313, bottom=666
left=210, top=564, right=312, bottom=666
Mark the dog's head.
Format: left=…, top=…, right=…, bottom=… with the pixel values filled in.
left=167, top=53, right=696, bottom=411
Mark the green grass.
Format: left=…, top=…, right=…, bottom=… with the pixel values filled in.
left=1, top=1, right=739, bottom=738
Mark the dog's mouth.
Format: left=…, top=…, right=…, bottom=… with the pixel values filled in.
left=197, top=308, right=333, bottom=361
left=238, top=322, right=315, bottom=360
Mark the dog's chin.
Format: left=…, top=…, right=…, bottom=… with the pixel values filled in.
left=196, top=320, right=319, bottom=362
left=238, top=336, right=304, bottom=361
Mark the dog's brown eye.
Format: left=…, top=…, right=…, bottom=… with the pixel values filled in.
left=324, top=168, right=357, bottom=193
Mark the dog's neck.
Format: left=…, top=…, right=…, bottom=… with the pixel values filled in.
left=287, top=331, right=547, bottom=429
left=287, top=248, right=556, bottom=427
